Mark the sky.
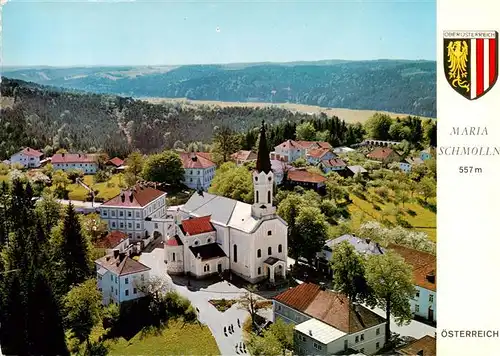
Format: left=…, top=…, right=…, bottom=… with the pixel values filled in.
left=2, top=0, right=436, bottom=67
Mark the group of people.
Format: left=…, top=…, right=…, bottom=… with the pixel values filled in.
left=223, top=318, right=247, bottom=353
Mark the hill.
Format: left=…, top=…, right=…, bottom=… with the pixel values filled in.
left=3, top=59, right=436, bottom=117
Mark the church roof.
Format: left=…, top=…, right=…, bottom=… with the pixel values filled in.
left=181, top=215, right=215, bottom=235
left=189, top=243, right=227, bottom=261
left=182, top=192, right=287, bottom=233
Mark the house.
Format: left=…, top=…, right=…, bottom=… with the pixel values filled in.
left=285, top=169, right=327, bottom=193
left=99, top=185, right=167, bottom=241
left=231, top=150, right=258, bottom=165
left=389, top=244, right=436, bottom=323
left=95, top=250, right=151, bottom=305
left=52, top=153, right=99, bottom=174
left=95, top=231, right=130, bottom=254
left=316, top=234, right=385, bottom=276
left=306, top=148, right=336, bottom=165
left=319, top=158, right=347, bottom=173
left=271, top=140, right=332, bottom=163
left=399, top=157, right=424, bottom=173
left=106, top=157, right=125, bottom=169
left=420, top=148, right=433, bottom=161
left=273, top=283, right=386, bottom=355
left=179, top=152, right=217, bottom=190
left=396, top=335, right=436, bottom=355
left=366, top=147, right=401, bottom=164
left=340, top=165, right=368, bottom=178
left=270, top=159, right=294, bottom=185
left=164, top=121, right=288, bottom=284
left=10, top=147, right=43, bottom=168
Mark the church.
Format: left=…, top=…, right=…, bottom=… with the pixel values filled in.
left=164, top=121, right=289, bottom=283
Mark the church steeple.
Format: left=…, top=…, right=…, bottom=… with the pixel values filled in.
left=252, top=120, right=276, bottom=219
left=256, top=120, right=272, bottom=174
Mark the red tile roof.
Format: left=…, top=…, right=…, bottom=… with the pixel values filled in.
left=19, top=147, right=43, bottom=157
left=366, top=147, right=399, bottom=160
left=231, top=150, right=258, bottom=162
left=179, top=152, right=216, bottom=169
left=166, top=235, right=184, bottom=246
left=107, top=157, right=124, bottom=167
left=181, top=215, right=215, bottom=235
left=277, top=140, right=304, bottom=150
left=274, top=283, right=322, bottom=311
left=388, top=244, right=436, bottom=292
left=397, top=335, right=436, bottom=355
left=52, top=153, right=96, bottom=164
left=296, top=141, right=332, bottom=150
left=96, top=253, right=151, bottom=276
left=95, top=231, right=128, bottom=249
left=102, top=185, right=166, bottom=207
left=274, top=283, right=385, bottom=333
left=196, top=152, right=213, bottom=161
left=307, top=148, right=332, bottom=159
left=322, top=158, right=346, bottom=167
left=287, top=170, right=326, bottom=184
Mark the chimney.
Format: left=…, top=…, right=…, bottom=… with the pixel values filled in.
left=426, top=272, right=436, bottom=284
left=78, top=153, right=81, bottom=158
left=62, top=152, right=65, bottom=157
left=121, top=191, right=125, bottom=202
left=119, top=252, right=126, bottom=262
left=113, top=249, right=119, bottom=259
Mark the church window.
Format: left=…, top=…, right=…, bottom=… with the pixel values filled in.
left=255, top=176, right=258, bottom=182
left=256, top=191, right=259, bottom=203
left=268, top=247, right=272, bottom=255
left=207, top=238, right=211, bottom=243
left=172, top=253, right=176, bottom=262
left=267, top=191, right=271, bottom=204
left=234, top=245, right=238, bottom=263
left=258, top=267, right=261, bottom=275
left=257, top=249, right=261, bottom=258
left=278, top=244, right=283, bottom=253
left=267, top=230, right=272, bottom=236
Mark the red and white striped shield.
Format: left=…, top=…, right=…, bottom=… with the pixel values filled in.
left=444, top=30, right=498, bottom=100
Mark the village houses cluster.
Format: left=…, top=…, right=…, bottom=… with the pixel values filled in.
left=4, top=124, right=436, bottom=356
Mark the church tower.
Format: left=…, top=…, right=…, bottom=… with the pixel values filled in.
left=251, top=120, right=276, bottom=219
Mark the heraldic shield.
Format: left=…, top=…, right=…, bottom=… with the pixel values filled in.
left=444, top=30, right=498, bottom=100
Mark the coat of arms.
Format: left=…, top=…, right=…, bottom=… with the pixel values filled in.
left=444, top=30, right=498, bottom=100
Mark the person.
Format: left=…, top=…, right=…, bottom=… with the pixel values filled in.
left=237, top=318, right=240, bottom=327
left=224, top=326, right=227, bottom=334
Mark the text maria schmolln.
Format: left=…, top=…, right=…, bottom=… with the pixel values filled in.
left=438, top=126, right=500, bottom=156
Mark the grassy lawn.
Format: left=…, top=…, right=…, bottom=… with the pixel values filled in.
left=56, top=174, right=123, bottom=201
left=0, top=175, right=8, bottom=183
left=348, top=190, right=437, bottom=241
left=105, top=319, right=220, bottom=356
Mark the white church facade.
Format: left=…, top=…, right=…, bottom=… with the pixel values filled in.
left=163, top=121, right=289, bottom=284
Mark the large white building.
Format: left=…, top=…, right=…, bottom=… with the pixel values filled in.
left=99, top=185, right=168, bottom=240
left=179, top=152, right=216, bottom=190
left=10, top=147, right=43, bottom=168
left=389, top=244, right=436, bottom=323
left=51, top=153, right=99, bottom=174
left=164, top=121, right=289, bottom=283
left=95, top=250, right=151, bottom=305
left=273, top=283, right=386, bottom=356
left=271, top=140, right=332, bottom=163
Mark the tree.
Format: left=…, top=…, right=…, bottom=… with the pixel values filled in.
left=134, top=275, right=170, bottom=303
left=365, top=113, right=393, bottom=140
left=295, top=206, right=329, bottom=265
left=51, top=203, right=92, bottom=295
left=365, top=252, right=415, bottom=343
left=247, top=318, right=294, bottom=356
left=142, top=150, right=184, bottom=185
left=395, top=188, right=410, bottom=208
left=330, top=241, right=372, bottom=304
left=208, top=162, right=253, bottom=203
left=52, top=170, right=71, bottom=189
left=237, top=285, right=263, bottom=327
left=35, top=191, right=62, bottom=236
left=211, top=126, right=241, bottom=164
left=291, top=157, right=307, bottom=168
left=295, top=122, right=316, bottom=141
left=80, top=213, right=108, bottom=243
left=425, top=121, right=437, bottom=147
left=63, top=279, right=102, bottom=348
left=125, top=151, right=144, bottom=181
left=277, top=193, right=305, bottom=263
left=419, top=176, right=436, bottom=202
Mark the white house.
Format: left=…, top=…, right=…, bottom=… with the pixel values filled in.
left=51, top=153, right=98, bottom=174
left=399, top=157, right=424, bottom=173
left=99, top=185, right=167, bottom=241
left=179, top=152, right=216, bottom=190
left=389, top=244, right=436, bottom=323
left=271, top=140, right=332, bottom=163
left=273, top=283, right=386, bottom=356
left=306, top=148, right=336, bottom=165
left=10, top=147, right=43, bottom=168
left=95, top=250, right=151, bottom=305
left=164, top=121, right=289, bottom=283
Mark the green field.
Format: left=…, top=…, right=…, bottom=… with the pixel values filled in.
left=348, top=191, right=437, bottom=241
left=54, top=174, right=123, bottom=201
left=105, top=320, right=220, bottom=356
